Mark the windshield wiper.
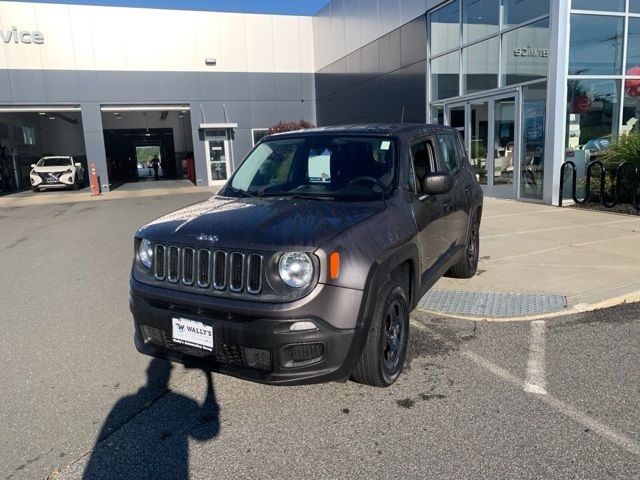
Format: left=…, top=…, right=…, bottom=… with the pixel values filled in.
left=224, top=186, right=256, bottom=198
left=290, top=193, right=335, bottom=201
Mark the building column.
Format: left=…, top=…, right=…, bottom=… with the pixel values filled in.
left=544, top=0, right=570, bottom=205
left=80, top=102, right=110, bottom=192
left=189, top=104, right=212, bottom=187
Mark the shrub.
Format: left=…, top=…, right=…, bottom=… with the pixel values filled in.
left=267, top=120, right=315, bottom=135
left=602, top=133, right=640, bottom=170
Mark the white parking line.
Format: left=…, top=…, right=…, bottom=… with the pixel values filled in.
left=524, top=320, right=547, bottom=395
left=463, top=351, right=640, bottom=457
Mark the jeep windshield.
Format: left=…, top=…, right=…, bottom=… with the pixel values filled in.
left=225, top=135, right=396, bottom=200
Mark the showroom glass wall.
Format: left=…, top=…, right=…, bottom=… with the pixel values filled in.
left=565, top=1, right=640, bottom=178
left=428, top=0, right=550, bottom=200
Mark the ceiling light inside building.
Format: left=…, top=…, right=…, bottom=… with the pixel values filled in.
left=48, top=116, right=56, bottom=120
left=38, top=112, right=46, bottom=116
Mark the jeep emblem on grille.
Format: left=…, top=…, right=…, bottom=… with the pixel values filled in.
left=196, top=234, right=219, bottom=242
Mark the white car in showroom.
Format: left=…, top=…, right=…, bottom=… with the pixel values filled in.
left=30, top=156, right=84, bottom=192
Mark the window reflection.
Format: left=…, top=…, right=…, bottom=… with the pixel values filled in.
left=503, top=0, right=549, bottom=28
left=462, top=0, right=499, bottom=44
left=501, top=19, right=549, bottom=86
left=628, top=18, right=640, bottom=71
left=521, top=83, right=546, bottom=200
left=430, top=0, right=460, bottom=56
left=431, top=52, right=460, bottom=100
left=572, top=0, right=624, bottom=12
left=565, top=79, right=621, bottom=164
left=569, top=14, right=624, bottom=75
left=463, top=37, right=499, bottom=94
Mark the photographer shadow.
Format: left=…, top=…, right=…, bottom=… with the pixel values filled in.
left=81, top=358, right=219, bottom=480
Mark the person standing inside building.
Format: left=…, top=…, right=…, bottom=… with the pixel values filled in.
left=151, top=155, right=160, bottom=180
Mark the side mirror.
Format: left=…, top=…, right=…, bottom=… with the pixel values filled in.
left=74, top=163, right=82, bottom=167
left=30, top=164, right=36, bottom=168
left=422, top=173, right=454, bottom=195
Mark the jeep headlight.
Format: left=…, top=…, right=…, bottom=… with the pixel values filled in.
left=278, top=252, right=313, bottom=288
left=138, top=239, right=153, bottom=269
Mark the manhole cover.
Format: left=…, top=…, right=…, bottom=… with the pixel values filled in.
left=418, top=290, right=567, bottom=318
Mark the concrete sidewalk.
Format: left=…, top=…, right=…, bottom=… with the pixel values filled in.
left=426, top=198, right=640, bottom=319
left=0, top=179, right=219, bottom=207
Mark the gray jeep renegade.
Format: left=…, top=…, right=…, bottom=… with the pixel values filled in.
left=130, top=124, right=483, bottom=387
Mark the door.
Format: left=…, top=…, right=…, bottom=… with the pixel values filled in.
left=204, top=129, right=231, bottom=183
left=441, top=91, right=520, bottom=199
left=492, top=97, right=517, bottom=198
left=435, top=132, right=469, bottom=249
left=408, top=138, right=450, bottom=275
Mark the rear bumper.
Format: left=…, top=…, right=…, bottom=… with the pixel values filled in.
left=130, top=279, right=364, bottom=385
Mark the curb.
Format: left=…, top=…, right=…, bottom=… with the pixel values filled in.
left=416, top=289, right=640, bottom=323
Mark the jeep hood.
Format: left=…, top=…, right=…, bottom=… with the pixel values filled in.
left=138, top=195, right=385, bottom=251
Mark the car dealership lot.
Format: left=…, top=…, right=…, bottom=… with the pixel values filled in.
left=1, top=193, right=639, bottom=479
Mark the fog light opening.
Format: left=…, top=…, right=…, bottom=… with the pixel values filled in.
left=289, top=321, right=317, bottom=332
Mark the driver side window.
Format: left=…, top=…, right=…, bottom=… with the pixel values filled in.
left=409, top=140, right=436, bottom=195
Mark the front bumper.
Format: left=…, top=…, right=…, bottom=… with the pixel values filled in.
left=31, top=172, right=75, bottom=187
left=130, top=278, right=364, bottom=385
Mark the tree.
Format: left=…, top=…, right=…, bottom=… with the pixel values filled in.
left=267, top=120, right=315, bottom=135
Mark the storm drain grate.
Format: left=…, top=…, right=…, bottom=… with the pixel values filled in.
left=418, top=290, right=567, bottom=318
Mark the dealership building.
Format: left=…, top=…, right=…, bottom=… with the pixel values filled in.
left=0, top=0, right=639, bottom=204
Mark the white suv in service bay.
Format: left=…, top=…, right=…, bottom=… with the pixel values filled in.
left=30, top=156, right=84, bottom=192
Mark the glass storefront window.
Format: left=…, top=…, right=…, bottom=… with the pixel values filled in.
left=470, top=101, right=489, bottom=185
left=462, top=0, right=499, bottom=44
left=431, top=106, right=445, bottom=124
left=521, top=82, right=546, bottom=200
left=572, top=0, right=625, bottom=12
left=631, top=0, right=640, bottom=14
left=430, top=0, right=460, bottom=56
left=565, top=80, right=621, bottom=164
left=463, top=37, right=499, bottom=94
left=501, top=19, right=549, bottom=86
left=431, top=52, right=460, bottom=100
left=503, top=0, right=549, bottom=28
left=569, top=15, right=624, bottom=75
left=628, top=18, right=640, bottom=71
left=623, top=86, right=640, bottom=135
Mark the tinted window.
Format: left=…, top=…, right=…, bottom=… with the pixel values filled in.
left=501, top=18, right=549, bottom=86
left=628, top=18, right=640, bottom=71
left=437, top=134, right=460, bottom=173
left=569, top=14, right=624, bottom=75
left=572, top=0, right=624, bottom=11
left=463, top=37, right=499, bottom=94
left=503, top=0, right=549, bottom=27
left=462, top=0, right=499, bottom=44
left=431, top=51, right=460, bottom=100
left=430, top=0, right=460, bottom=56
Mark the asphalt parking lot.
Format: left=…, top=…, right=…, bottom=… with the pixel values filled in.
left=1, top=193, right=639, bottom=479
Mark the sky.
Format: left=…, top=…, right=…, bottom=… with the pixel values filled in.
left=8, top=0, right=329, bottom=15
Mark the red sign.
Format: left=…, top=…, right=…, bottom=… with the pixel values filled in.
left=573, top=95, right=591, bottom=114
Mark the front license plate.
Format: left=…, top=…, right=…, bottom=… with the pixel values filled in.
left=171, top=317, right=214, bottom=351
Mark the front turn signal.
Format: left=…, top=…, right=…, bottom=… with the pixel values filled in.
left=329, top=251, right=340, bottom=280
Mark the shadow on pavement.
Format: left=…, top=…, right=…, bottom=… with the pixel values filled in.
left=81, top=359, right=219, bottom=480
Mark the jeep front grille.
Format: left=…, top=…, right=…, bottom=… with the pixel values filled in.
left=154, top=244, right=166, bottom=280
left=151, top=244, right=264, bottom=295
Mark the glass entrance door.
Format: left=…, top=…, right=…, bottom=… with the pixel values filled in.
left=492, top=97, right=517, bottom=198
left=204, top=129, right=231, bottom=183
left=440, top=91, right=520, bottom=199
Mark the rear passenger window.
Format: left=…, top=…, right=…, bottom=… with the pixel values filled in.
left=437, top=133, right=460, bottom=173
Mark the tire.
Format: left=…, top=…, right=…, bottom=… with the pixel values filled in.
left=448, top=208, right=480, bottom=279
left=73, top=177, right=80, bottom=190
left=351, top=279, right=409, bottom=387
left=32, top=187, right=39, bottom=192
